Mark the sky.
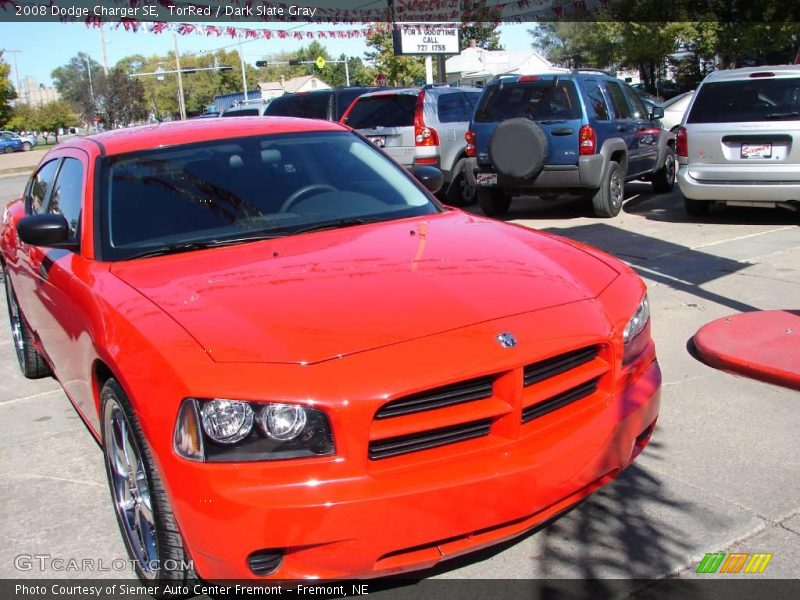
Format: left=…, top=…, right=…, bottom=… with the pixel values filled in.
left=0, top=21, right=536, bottom=90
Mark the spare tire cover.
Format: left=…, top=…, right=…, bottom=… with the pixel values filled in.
left=489, top=118, right=549, bottom=180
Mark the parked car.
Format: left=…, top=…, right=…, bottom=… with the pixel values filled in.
left=220, top=99, right=271, bottom=117
left=465, top=69, right=676, bottom=218
left=0, top=131, right=31, bottom=151
left=659, top=91, right=694, bottom=132
left=0, top=136, right=23, bottom=153
left=677, top=65, right=800, bottom=216
left=264, top=86, right=383, bottom=121
left=342, top=85, right=483, bottom=205
left=1, top=117, right=660, bottom=586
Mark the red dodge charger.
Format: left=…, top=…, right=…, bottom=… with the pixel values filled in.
left=1, top=118, right=660, bottom=586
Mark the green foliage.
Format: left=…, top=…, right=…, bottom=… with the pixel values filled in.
left=98, top=67, right=148, bottom=128
left=6, top=103, right=35, bottom=131
left=364, top=26, right=425, bottom=87
left=51, top=53, right=104, bottom=121
left=460, top=23, right=503, bottom=51
left=31, top=101, right=78, bottom=143
left=0, top=51, right=19, bottom=127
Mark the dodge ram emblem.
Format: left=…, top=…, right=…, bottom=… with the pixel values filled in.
left=496, top=332, right=517, bottom=348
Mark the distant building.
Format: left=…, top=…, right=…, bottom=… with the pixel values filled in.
left=258, top=75, right=331, bottom=99
left=445, top=43, right=552, bottom=87
left=20, top=76, right=60, bottom=107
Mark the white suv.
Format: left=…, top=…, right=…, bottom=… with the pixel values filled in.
left=677, top=65, right=800, bottom=216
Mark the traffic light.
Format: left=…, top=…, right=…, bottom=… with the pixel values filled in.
left=255, top=61, right=268, bottom=68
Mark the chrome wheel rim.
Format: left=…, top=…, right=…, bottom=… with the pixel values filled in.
left=610, top=170, right=623, bottom=209
left=105, top=399, right=158, bottom=578
left=4, top=274, right=25, bottom=365
left=665, top=154, right=676, bottom=185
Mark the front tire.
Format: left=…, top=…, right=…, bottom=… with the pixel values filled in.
left=22, top=142, right=32, bottom=152
left=591, top=160, right=624, bottom=218
left=101, top=379, right=194, bottom=590
left=3, top=267, right=51, bottom=378
left=445, top=167, right=477, bottom=207
left=684, top=197, right=710, bottom=217
left=478, top=187, right=511, bottom=217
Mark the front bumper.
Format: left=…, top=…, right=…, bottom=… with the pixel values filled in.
left=175, top=355, right=661, bottom=580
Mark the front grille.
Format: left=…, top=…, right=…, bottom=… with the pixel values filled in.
left=523, top=346, right=599, bottom=386
left=368, top=419, right=492, bottom=460
left=522, top=377, right=601, bottom=424
left=375, top=375, right=494, bottom=419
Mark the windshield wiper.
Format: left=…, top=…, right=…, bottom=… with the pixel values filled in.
left=123, top=233, right=281, bottom=260
left=287, top=217, right=374, bottom=235
left=765, top=111, right=800, bottom=119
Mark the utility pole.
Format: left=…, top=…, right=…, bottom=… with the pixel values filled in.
left=173, top=33, right=187, bottom=120
left=5, top=50, right=24, bottom=103
left=99, top=25, right=109, bottom=76
left=239, top=41, right=249, bottom=101
left=83, top=55, right=96, bottom=120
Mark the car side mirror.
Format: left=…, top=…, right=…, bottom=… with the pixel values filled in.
left=650, top=106, right=664, bottom=120
left=16, top=214, right=73, bottom=248
left=410, top=166, right=444, bottom=194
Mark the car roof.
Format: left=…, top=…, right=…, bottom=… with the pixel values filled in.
left=56, top=117, right=347, bottom=157
left=354, top=86, right=480, bottom=100
left=703, top=65, right=800, bottom=82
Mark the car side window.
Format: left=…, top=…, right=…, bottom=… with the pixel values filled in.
left=28, top=159, right=60, bottom=215
left=46, top=158, right=84, bottom=243
left=586, top=80, right=611, bottom=120
left=620, top=84, right=649, bottom=119
left=437, top=93, right=469, bottom=123
left=604, top=81, right=631, bottom=120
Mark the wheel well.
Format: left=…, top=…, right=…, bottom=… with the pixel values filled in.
left=667, top=138, right=675, bottom=149
left=92, top=360, right=116, bottom=416
left=610, top=150, right=627, bottom=173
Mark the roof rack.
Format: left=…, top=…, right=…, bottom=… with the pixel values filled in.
left=572, top=68, right=612, bottom=76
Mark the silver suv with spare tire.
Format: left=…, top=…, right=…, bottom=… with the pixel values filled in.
left=464, top=69, right=676, bottom=217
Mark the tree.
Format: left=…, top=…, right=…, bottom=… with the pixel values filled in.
left=0, top=51, right=17, bottom=128
left=460, top=23, right=503, bottom=51
left=364, top=25, right=424, bottom=87
left=51, top=53, right=104, bottom=122
left=6, top=103, right=35, bottom=132
left=32, top=101, right=78, bottom=143
left=97, top=67, right=148, bottom=128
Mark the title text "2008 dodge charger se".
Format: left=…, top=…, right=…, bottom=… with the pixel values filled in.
left=1, top=118, right=660, bottom=587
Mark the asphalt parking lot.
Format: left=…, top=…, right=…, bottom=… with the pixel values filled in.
left=1, top=172, right=798, bottom=591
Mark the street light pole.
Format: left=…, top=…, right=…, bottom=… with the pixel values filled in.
left=239, top=41, right=249, bottom=101
left=84, top=55, right=96, bottom=121
left=173, top=33, right=187, bottom=120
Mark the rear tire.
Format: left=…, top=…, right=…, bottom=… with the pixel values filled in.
left=591, top=160, right=624, bottom=218
left=684, top=197, right=710, bottom=217
left=444, top=165, right=477, bottom=207
left=3, top=267, right=51, bottom=379
left=101, top=379, right=195, bottom=593
left=651, top=148, right=676, bottom=193
left=478, top=188, right=511, bottom=217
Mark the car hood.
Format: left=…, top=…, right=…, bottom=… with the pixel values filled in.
left=111, top=212, right=620, bottom=364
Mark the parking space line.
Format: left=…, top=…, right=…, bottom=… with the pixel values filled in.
left=0, top=388, right=63, bottom=406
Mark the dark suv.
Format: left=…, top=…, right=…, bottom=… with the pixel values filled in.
left=264, top=87, right=385, bottom=121
left=465, top=69, right=676, bottom=217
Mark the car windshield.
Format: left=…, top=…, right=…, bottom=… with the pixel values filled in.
left=475, top=79, right=582, bottom=122
left=661, top=91, right=692, bottom=109
left=101, top=131, right=440, bottom=260
left=343, top=94, right=417, bottom=129
left=688, top=78, right=800, bottom=123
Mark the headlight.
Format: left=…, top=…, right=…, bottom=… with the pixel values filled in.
left=175, top=398, right=334, bottom=462
left=622, top=294, right=651, bottom=364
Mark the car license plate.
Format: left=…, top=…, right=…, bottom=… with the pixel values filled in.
left=741, top=143, right=772, bottom=159
left=476, top=173, right=497, bottom=186
left=367, top=136, right=385, bottom=148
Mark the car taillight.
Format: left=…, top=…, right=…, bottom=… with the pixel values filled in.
left=578, top=125, right=596, bottom=155
left=414, top=91, right=439, bottom=147
left=676, top=126, right=688, bottom=157
left=465, top=130, right=476, bottom=157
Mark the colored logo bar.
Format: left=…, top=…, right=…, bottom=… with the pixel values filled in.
left=696, top=552, right=773, bottom=574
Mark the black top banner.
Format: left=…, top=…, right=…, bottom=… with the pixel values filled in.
left=1, top=0, right=799, bottom=23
